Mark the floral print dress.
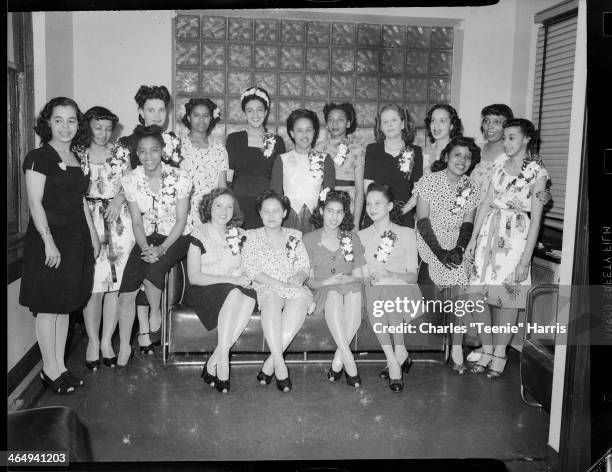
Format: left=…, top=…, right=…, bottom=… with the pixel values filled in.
left=80, top=142, right=134, bottom=293
left=467, top=156, right=550, bottom=308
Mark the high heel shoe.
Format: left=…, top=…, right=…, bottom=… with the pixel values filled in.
left=61, top=370, right=84, bottom=388
left=379, top=366, right=390, bottom=379
left=345, top=371, right=361, bottom=388
left=85, top=358, right=101, bottom=371
left=451, top=362, right=467, bottom=375
left=389, top=376, right=404, bottom=392
left=469, top=352, right=493, bottom=374
left=102, top=356, right=117, bottom=368
left=137, top=333, right=155, bottom=355
left=40, top=370, right=75, bottom=394
left=401, top=357, right=414, bottom=374
left=201, top=361, right=217, bottom=387
left=149, top=326, right=161, bottom=346
left=257, top=370, right=273, bottom=385
left=215, top=378, right=230, bottom=394
left=326, top=366, right=344, bottom=382
left=486, top=355, right=508, bottom=379
left=115, top=348, right=134, bottom=374
left=276, top=371, right=292, bottom=393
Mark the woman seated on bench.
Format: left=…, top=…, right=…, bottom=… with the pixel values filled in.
left=183, top=188, right=257, bottom=394
left=242, top=190, right=312, bottom=393
left=303, top=190, right=365, bottom=387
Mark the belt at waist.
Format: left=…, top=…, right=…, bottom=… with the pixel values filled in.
left=335, top=179, right=355, bottom=187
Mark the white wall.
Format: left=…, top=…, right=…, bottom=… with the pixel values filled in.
left=7, top=281, right=37, bottom=371
left=72, top=11, right=173, bottom=137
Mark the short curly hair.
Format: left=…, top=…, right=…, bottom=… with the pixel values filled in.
left=255, top=189, right=291, bottom=215
left=181, top=98, right=220, bottom=134
left=424, top=104, right=463, bottom=144
left=134, top=85, right=171, bottom=125
left=198, top=188, right=244, bottom=227
left=287, top=108, right=320, bottom=146
left=480, top=104, right=514, bottom=136
left=322, top=103, right=357, bottom=136
left=431, top=136, right=481, bottom=175
left=374, top=104, right=415, bottom=145
left=503, top=118, right=540, bottom=154
left=34, top=97, right=89, bottom=150
left=310, top=190, right=354, bottom=231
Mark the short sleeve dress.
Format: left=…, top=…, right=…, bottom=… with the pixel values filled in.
left=413, top=170, right=480, bottom=288
left=270, top=150, right=336, bottom=234
left=315, top=138, right=365, bottom=213
left=470, top=153, right=507, bottom=205
left=181, top=224, right=256, bottom=330
left=241, top=227, right=313, bottom=307
left=179, top=138, right=229, bottom=226
left=364, top=142, right=423, bottom=228
left=19, top=144, right=95, bottom=315
left=466, top=156, right=550, bottom=308
left=79, top=142, right=135, bottom=293
left=302, top=229, right=366, bottom=315
left=358, top=223, right=423, bottom=319
left=226, top=131, right=286, bottom=229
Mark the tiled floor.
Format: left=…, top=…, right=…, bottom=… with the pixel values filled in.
left=30, top=334, right=554, bottom=470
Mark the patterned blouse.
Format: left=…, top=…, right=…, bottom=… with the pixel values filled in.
left=189, top=223, right=245, bottom=277
left=79, top=142, right=131, bottom=198
left=242, top=227, right=312, bottom=304
left=470, top=153, right=507, bottom=204
left=122, top=162, right=192, bottom=236
left=315, top=137, right=365, bottom=183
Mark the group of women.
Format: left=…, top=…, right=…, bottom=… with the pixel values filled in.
left=19, top=83, right=551, bottom=396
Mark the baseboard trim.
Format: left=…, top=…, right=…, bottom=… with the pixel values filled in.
left=8, top=343, right=41, bottom=394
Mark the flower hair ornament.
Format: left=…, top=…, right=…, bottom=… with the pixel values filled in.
left=240, top=87, right=270, bottom=107
left=319, top=187, right=331, bottom=203
left=212, top=106, right=220, bottom=120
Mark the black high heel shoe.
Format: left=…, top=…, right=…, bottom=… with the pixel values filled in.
left=137, top=333, right=155, bottom=355
left=276, top=370, right=292, bottom=393
left=149, top=326, right=161, bottom=346
left=201, top=361, right=217, bottom=387
left=345, top=370, right=361, bottom=388
left=102, top=356, right=117, bottom=368
left=85, top=358, right=100, bottom=371
left=61, top=370, right=84, bottom=388
left=257, top=370, right=273, bottom=385
left=389, top=376, right=404, bottom=392
left=379, top=366, right=389, bottom=379
left=326, top=366, right=344, bottom=382
left=115, top=348, right=134, bottom=374
left=215, top=378, right=230, bottom=394
left=40, top=370, right=75, bottom=395
left=401, top=356, right=414, bottom=374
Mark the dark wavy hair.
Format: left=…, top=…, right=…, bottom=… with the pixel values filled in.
left=199, top=188, right=243, bottom=228
left=82, top=106, right=119, bottom=148
left=431, top=136, right=481, bottom=175
left=134, top=85, right=171, bottom=125
left=374, top=104, right=415, bottom=145
left=362, top=182, right=402, bottom=228
left=132, top=124, right=165, bottom=150
left=322, top=103, right=357, bottom=136
left=34, top=97, right=89, bottom=150
left=255, top=189, right=291, bottom=215
left=287, top=109, right=320, bottom=146
left=424, top=104, right=463, bottom=144
left=503, top=118, right=540, bottom=154
left=181, top=98, right=220, bottom=134
left=480, top=104, right=514, bottom=135
left=310, top=190, right=354, bottom=231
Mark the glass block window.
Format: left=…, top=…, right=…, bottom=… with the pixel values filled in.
left=174, top=13, right=455, bottom=149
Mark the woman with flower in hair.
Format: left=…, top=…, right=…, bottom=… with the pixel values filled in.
left=78, top=106, right=134, bottom=370
left=315, top=103, right=365, bottom=228
left=303, top=190, right=366, bottom=387
left=20, top=97, right=98, bottom=394
left=241, top=190, right=312, bottom=393
left=179, top=98, right=228, bottom=227
left=120, top=85, right=182, bottom=169
left=182, top=188, right=256, bottom=394
left=271, top=108, right=335, bottom=234
left=116, top=125, right=192, bottom=370
left=464, top=119, right=550, bottom=378
left=414, top=136, right=481, bottom=372
left=226, top=87, right=286, bottom=229
left=358, top=183, right=422, bottom=392
left=364, top=104, right=423, bottom=228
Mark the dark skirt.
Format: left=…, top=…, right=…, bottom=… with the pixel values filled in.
left=236, top=195, right=262, bottom=230
left=182, top=283, right=257, bottom=330
left=19, top=218, right=94, bottom=315
left=283, top=205, right=314, bottom=234
left=119, top=233, right=189, bottom=293
left=311, top=282, right=364, bottom=316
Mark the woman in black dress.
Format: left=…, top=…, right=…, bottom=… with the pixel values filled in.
left=182, top=188, right=257, bottom=394
left=363, top=104, right=423, bottom=228
left=226, top=87, right=286, bottom=229
left=20, top=97, right=99, bottom=394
